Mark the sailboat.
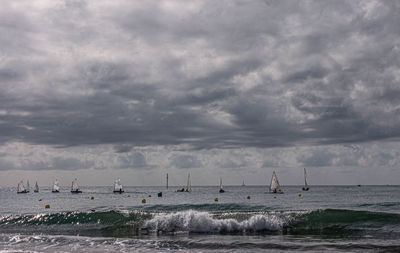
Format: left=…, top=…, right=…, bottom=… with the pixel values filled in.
left=219, top=178, right=225, bottom=193
left=185, top=173, right=191, bottom=192
left=241, top=179, right=245, bottom=187
left=26, top=180, right=30, bottom=193
left=269, top=171, right=283, bottom=194
left=113, top=179, right=124, bottom=193
left=17, top=181, right=28, bottom=193
left=52, top=179, right=60, bottom=193
left=302, top=168, right=310, bottom=191
left=34, top=181, right=39, bottom=193
left=71, top=178, right=82, bottom=193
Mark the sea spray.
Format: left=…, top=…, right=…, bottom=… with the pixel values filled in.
left=144, top=210, right=292, bottom=233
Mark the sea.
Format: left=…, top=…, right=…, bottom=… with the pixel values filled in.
left=1, top=185, right=400, bottom=252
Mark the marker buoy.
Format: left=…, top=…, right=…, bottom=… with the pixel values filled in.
left=298, top=194, right=302, bottom=197
left=90, top=196, right=94, bottom=200
left=247, top=195, right=251, bottom=199
left=141, top=198, right=146, bottom=204
left=273, top=196, right=277, bottom=199
left=148, top=194, right=152, bottom=198
left=38, top=199, right=42, bottom=202
left=45, top=204, right=50, bottom=209
left=127, top=195, right=130, bottom=197
left=214, top=197, right=218, bottom=202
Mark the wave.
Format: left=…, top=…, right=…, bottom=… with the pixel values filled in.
left=1, top=209, right=400, bottom=237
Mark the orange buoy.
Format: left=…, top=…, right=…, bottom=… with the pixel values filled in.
left=247, top=195, right=251, bottom=199
left=141, top=198, right=146, bottom=204
left=90, top=196, right=94, bottom=200
left=45, top=204, right=50, bottom=209
left=214, top=197, right=218, bottom=202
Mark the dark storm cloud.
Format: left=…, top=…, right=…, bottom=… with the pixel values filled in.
left=0, top=0, right=400, bottom=150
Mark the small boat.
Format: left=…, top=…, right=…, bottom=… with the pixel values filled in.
left=26, top=180, right=30, bottom=193
left=269, top=171, right=283, bottom=194
left=71, top=178, right=82, bottom=193
left=52, top=179, right=60, bottom=193
left=157, top=192, right=162, bottom=197
left=185, top=173, right=191, bottom=192
left=34, top=181, right=39, bottom=193
left=17, top=181, right=28, bottom=193
left=302, top=168, right=309, bottom=191
left=113, top=179, right=124, bottom=193
left=219, top=178, right=225, bottom=193
left=241, top=179, right=245, bottom=187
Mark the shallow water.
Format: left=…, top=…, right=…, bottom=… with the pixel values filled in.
left=1, top=185, right=400, bottom=252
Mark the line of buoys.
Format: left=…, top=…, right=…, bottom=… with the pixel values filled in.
left=214, top=197, right=218, bottom=202
left=141, top=198, right=146, bottom=203
left=90, top=196, right=94, bottom=200
left=247, top=195, right=251, bottom=199
left=45, top=204, right=50, bottom=209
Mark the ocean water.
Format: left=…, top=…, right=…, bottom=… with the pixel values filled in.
left=1, top=185, right=400, bottom=252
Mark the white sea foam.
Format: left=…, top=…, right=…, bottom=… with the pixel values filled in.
left=144, top=210, right=292, bottom=233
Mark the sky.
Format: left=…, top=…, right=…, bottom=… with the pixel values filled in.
left=0, top=0, right=400, bottom=187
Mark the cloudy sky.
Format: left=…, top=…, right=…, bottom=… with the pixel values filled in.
left=0, top=0, right=399, bottom=187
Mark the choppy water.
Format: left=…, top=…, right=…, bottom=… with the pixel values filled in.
left=1, top=185, right=400, bottom=252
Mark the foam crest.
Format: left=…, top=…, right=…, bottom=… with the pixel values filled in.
left=144, top=210, right=291, bottom=233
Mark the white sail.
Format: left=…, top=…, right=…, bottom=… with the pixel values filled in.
left=114, top=179, right=123, bottom=192
left=71, top=178, right=79, bottom=191
left=220, top=178, right=224, bottom=190
left=269, top=171, right=282, bottom=193
left=34, top=181, right=39, bottom=192
left=53, top=180, right=60, bottom=192
left=304, top=168, right=309, bottom=188
left=186, top=173, right=191, bottom=192
left=17, top=181, right=26, bottom=193
left=26, top=180, right=30, bottom=192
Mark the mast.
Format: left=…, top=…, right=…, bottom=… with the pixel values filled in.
left=220, top=178, right=223, bottom=190
left=166, top=173, right=168, bottom=189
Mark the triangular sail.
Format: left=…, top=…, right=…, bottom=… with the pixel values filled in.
left=269, top=171, right=281, bottom=193
left=220, top=178, right=224, bottom=190
left=242, top=180, right=245, bottom=186
left=304, top=168, right=309, bottom=188
left=34, top=181, right=39, bottom=192
left=71, top=178, right=79, bottom=191
left=186, top=173, right=191, bottom=192
left=114, top=179, right=123, bottom=191
left=18, top=181, right=26, bottom=193
left=53, top=180, right=60, bottom=191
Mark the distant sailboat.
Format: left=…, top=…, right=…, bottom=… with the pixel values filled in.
left=241, top=179, right=245, bottom=187
left=17, top=181, right=28, bottom=193
left=302, top=168, right=309, bottom=191
left=185, top=173, right=191, bottom=192
left=113, top=179, right=124, bottom=193
left=71, top=178, right=82, bottom=193
left=34, top=181, right=39, bottom=193
left=219, top=178, right=225, bottom=193
left=52, top=179, right=60, bottom=193
left=26, top=180, right=30, bottom=193
left=269, top=171, right=283, bottom=194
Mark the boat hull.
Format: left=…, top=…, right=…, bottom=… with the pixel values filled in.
left=113, top=190, right=124, bottom=193
left=71, top=190, right=82, bottom=194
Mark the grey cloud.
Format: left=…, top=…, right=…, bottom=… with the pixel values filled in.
left=118, top=152, right=148, bottom=169
left=0, top=0, right=399, bottom=151
left=170, top=155, right=202, bottom=169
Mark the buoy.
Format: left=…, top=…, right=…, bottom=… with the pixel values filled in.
left=247, top=195, right=251, bottom=199
left=90, top=196, right=94, bottom=200
left=45, top=204, right=50, bottom=209
left=127, top=195, right=130, bottom=197
left=298, top=193, right=302, bottom=197
left=273, top=196, right=276, bottom=199
left=91, top=209, right=96, bottom=212
left=141, top=198, right=146, bottom=204
left=148, top=194, right=152, bottom=198
left=38, top=199, right=42, bottom=202
left=214, top=197, right=218, bottom=202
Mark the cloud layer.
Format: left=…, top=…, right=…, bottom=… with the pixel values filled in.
left=0, top=0, right=399, bottom=185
